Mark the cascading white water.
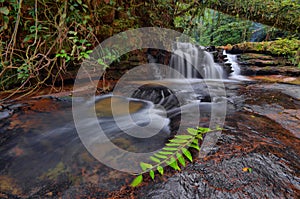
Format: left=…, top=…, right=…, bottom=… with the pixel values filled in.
left=223, top=50, right=249, bottom=81
left=202, top=51, right=224, bottom=79
left=169, top=42, right=224, bottom=79
left=226, top=53, right=241, bottom=76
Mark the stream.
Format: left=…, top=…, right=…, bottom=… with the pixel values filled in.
left=0, top=47, right=299, bottom=198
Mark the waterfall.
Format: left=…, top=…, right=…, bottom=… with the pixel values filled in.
left=223, top=50, right=249, bottom=81
left=226, top=53, right=241, bottom=76
left=169, top=42, right=224, bottom=79
left=202, top=51, right=224, bottom=79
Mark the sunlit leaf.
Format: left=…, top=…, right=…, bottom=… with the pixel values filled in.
left=158, top=151, right=173, bottom=155
left=175, top=135, right=193, bottom=139
left=140, top=162, right=152, bottom=171
left=167, top=157, right=180, bottom=171
left=0, top=7, right=9, bottom=15
left=154, top=153, right=168, bottom=159
left=150, top=156, right=161, bottom=163
left=196, top=134, right=203, bottom=140
left=182, top=148, right=192, bottom=162
left=165, top=143, right=181, bottom=147
left=169, top=139, right=187, bottom=144
left=131, top=175, right=143, bottom=187
left=162, top=147, right=178, bottom=151
left=157, top=166, right=164, bottom=175
left=187, top=128, right=198, bottom=135
left=149, top=170, right=155, bottom=180
left=197, top=127, right=211, bottom=133
left=190, top=143, right=200, bottom=151
left=192, top=139, right=199, bottom=145
left=176, top=153, right=186, bottom=167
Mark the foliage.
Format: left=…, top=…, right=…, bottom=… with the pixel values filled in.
left=0, top=0, right=97, bottom=98
left=203, top=0, right=300, bottom=32
left=1, top=0, right=299, bottom=99
left=175, top=7, right=253, bottom=46
left=268, top=38, right=300, bottom=67
left=130, top=126, right=218, bottom=187
left=0, top=0, right=177, bottom=99
left=227, top=38, right=300, bottom=67
left=174, top=7, right=297, bottom=47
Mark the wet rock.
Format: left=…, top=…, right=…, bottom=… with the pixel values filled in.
left=138, top=150, right=299, bottom=198
left=237, top=53, right=300, bottom=77
left=242, top=66, right=300, bottom=77
left=1, top=78, right=300, bottom=198
left=132, top=83, right=180, bottom=110
left=8, top=103, right=26, bottom=110
left=0, top=110, right=12, bottom=120
left=137, top=111, right=300, bottom=198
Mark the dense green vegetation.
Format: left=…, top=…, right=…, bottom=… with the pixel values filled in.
left=226, top=38, right=300, bottom=67
left=203, top=0, right=300, bottom=32
left=0, top=0, right=299, bottom=98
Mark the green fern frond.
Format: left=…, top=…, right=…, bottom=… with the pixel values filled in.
left=130, top=126, right=217, bottom=187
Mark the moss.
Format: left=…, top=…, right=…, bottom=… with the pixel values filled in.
left=40, top=162, right=68, bottom=181
left=251, top=75, right=300, bottom=85
left=228, top=39, right=300, bottom=66
left=0, top=176, right=21, bottom=195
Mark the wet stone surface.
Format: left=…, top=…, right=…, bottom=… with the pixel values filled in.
left=0, top=81, right=299, bottom=198
left=135, top=82, right=300, bottom=199
left=137, top=110, right=300, bottom=199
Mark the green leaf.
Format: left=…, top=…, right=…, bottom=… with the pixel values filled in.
left=162, top=147, right=178, bottom=151
left=190, top=143, right=200, bottom=151
left=197, top=127, right=211, bottom=133
left=149, top=170, right=155, bottom=180
left=192, top=139, right=199, bottom=145
left=175, top=135, right=193, bottom=139
left=157, top=166, right=164, bottom=175
left=165, top=143, right=181, bottom=147
left=158, top=151, right=173, bottom=155
left=0, top=7, right=9, bottom=15
left=187, top=128, right=198, bottom=135
left=140, top=162, right=152, bottom=171
left=150, top=156, right=161, bottom=163
left=169, top=139, right=187, bottom=144
left=154, top=153, right=168, bottom=159
left=83, top=53, right=90, bottom=59
left=131, top=175, right=143, bottom=187
left=176, top=153, right=186, bottom=167
left=182, top=148, right=193, bottom=162
left=196, top=134, right=203, bottom=140
left=167, top=157, right=180, bottom=171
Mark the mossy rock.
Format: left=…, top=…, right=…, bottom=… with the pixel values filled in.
left=96, top=5, right=115, bottom=24
left=40, top=162, right=69, bottom=181
left=0, top=175, right=21, bottom=195
left=97, top=25, right=113, bottom=39
left=240, top=53, right=274, bottom=61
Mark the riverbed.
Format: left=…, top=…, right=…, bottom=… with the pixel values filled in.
left=0, top=78, right=299, bottom=198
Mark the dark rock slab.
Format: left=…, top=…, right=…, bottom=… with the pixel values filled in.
left=136, top=111, right=300, bottom=199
